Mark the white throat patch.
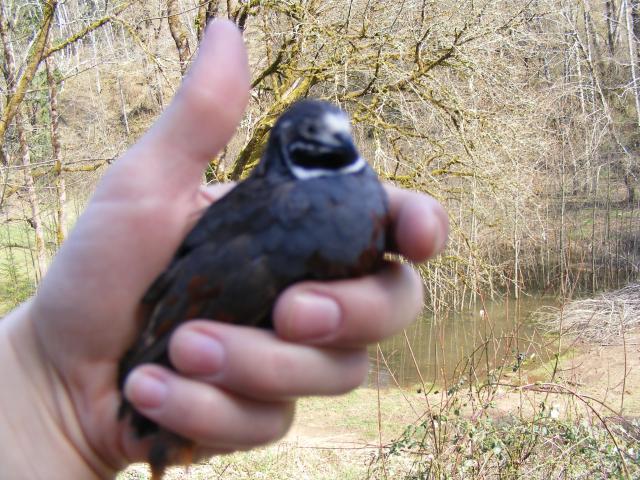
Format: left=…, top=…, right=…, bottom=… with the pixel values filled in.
left=288, top=156, right=367, bottom=180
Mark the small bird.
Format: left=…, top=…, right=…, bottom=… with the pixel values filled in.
left=118, top=99, right=390, bottom=477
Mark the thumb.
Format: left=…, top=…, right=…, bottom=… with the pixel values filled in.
left=126, top=20, right=250, bottom=192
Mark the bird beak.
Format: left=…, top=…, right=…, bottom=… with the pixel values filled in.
left=332, top=132, right=359, bottom=163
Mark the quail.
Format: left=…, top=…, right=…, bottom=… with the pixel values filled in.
left=118, top=99, right=390, bottom=476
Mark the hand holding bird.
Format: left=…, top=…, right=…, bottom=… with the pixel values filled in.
left=0, top=20, right=448, bottom=479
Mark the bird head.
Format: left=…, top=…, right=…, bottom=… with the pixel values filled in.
left=259, top=100, right=366, bottom=179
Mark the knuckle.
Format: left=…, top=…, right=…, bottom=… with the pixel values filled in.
left=363, top=292, right=393, bottom=339
left=188, top=391, right=223, bottom=440
left=253, top=348, right=295, bottom=396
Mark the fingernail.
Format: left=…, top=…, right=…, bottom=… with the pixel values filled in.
left=125, top=369, right=168, bottom=410
left=283, top=292, right=341, bottom=341
left=182, top=329, right=225, bottom=375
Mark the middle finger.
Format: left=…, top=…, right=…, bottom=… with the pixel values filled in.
left=273, top=262, right=423, bottom=347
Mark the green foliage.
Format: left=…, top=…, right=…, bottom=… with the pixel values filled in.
left=0, top=247, right=35, bottom=314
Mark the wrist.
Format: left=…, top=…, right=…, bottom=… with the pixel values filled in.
left=0, top=302, right=115, bottom=479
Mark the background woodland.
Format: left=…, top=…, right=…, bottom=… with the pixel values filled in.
left=0, top=0, right=639, bottom=312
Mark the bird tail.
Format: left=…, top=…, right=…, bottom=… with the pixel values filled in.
left=149, top=431, right=194, bottom=479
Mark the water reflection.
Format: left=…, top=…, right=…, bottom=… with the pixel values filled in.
left=368, top=295, right=557, bottom=388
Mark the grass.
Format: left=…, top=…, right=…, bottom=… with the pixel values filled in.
left=295, top=387, right=423, bottom=440
left=0, top=206, right=82, bottom=316
left=524, top=347, right=575, bottom=383
left=122, top=444, right=370, bottom=480
left=118, top=388, right=418, bottom=480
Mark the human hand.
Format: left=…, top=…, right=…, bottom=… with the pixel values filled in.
left=0, top=20, right=448, bottom=479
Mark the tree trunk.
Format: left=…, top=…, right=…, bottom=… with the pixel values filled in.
left=45, top=53, right=67, bottom=246
left=117, top=76, right=130, bottom=136
left=167, top=0, right=192, bottom=76
left=605, top=0, right=618, bottom=55
left=16, top=108, right=47, bottom=280
left=624, top=0, right=640, bottom=127
left=0, top=1, right=16, bottom=168
left=0, top=3, right=15, bottom=89
left=196, top=0, right=220, bottom=40
left=633, top=0, right=640, bottom=43
left=624, top=173, right=636, bottom=204
left=591, top=167, right=600, bottom=292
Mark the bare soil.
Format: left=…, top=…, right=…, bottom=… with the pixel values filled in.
left=289, top=331, right=640, bottom=447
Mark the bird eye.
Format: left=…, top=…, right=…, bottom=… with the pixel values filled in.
left=304, top=123, right=318, bottom=137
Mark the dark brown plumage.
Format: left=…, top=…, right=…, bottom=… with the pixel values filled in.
left=118, top=100, right=389, bottom=477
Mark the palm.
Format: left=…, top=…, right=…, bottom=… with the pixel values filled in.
left=32, top=186, right=201, bottom=461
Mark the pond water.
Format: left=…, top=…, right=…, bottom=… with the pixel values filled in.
left=368, top=294, right=558, bottom=388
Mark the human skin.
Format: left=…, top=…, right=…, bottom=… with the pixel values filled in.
left=0, top=20, right=449, bottom=479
